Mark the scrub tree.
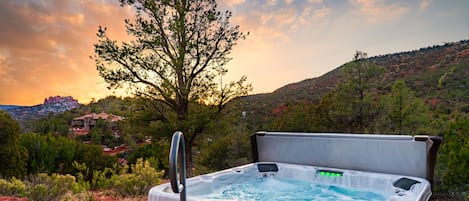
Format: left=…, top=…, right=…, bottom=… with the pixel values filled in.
left=93, top=0, right=250, bottom=176
left=0, top=110, right=28, bottom=178
left=380, top=80, right=430, bottom=134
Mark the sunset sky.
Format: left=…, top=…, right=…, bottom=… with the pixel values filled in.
left=0, top=0, right=468, bottom=105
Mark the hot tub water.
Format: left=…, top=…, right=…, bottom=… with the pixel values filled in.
left=150, top=163, right=431, bottom=201
left=195, top=176, right=387, bottom=201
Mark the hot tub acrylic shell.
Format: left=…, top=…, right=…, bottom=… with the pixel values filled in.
left=148, top=162, right=432, bottom=201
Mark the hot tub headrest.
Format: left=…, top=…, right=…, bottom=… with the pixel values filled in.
left=257, top=163, right=279, bottom=172
left=393, top=177, right=421, bottom=191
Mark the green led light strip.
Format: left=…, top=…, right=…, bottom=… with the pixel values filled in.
left=317, top=170, right=343, bottom=177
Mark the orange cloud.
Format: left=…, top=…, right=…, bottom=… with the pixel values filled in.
left=230, top=1, right=330, bottom=43
left=349, top=0, right=410, bottom=23
left=223, top=0, right=246, bottom=7
left=0, top=0, right=133, bottom=105
left=1, top=0, right=466, bottom=105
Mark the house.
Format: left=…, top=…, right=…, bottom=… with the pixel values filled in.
left=71, top=112, right=124, bottom=135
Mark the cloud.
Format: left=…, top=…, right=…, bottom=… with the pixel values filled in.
left=222, top=0, right=246, bottom=7
left=419, top=0, right=432, bottom=10
left=349, top=0, right=410, bottom=23
left=1, top=0, right=466, bottom=104
left=0, top=0, right=134, bottom=105
left=226, top=0, right=332, bottom=44
left=0, top=53, right=12, bottom=79
left=313, top=7, right=331, bottom=19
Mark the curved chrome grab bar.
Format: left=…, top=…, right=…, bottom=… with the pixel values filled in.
left=169, top=131, right=187, bottom=201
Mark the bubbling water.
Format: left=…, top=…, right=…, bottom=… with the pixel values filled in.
left=197, top=176, right=386, bottom=201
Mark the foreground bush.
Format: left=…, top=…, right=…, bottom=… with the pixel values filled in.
left=0, top=177, right=26, bottom=197
left=112, top=158, right=164, bottom=197
left=75, top=158, right=164, bottom=197
left=0, top=173, right=86, bottom=201
left=0, top=158, right=163, bottom=200
left=25, top=173, right=84, bottom=201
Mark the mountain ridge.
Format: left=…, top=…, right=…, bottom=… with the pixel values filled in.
left=238, top=39, right=469, bottom=117
left=0, top=96, right=80, bottom=121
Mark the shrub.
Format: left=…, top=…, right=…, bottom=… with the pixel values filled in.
left=91, top=167, right=116, bottom=189
left=112, top=158, right=164, bottom=197
left=0, top=177, right=26, bottom=197
left=21, top=133, right=117, bottom=176
left=72, top=161, right=90, bottom=192
left=25, top=173, right=81, bottom=201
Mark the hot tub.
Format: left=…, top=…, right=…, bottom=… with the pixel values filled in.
left=149, top=162, right=432, bottom=201
left=148, top=132, right=442, bottom=201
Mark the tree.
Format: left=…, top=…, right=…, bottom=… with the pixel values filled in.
left=0, top=110, right=28, bottom=178
left=93, top=0, right=250, bottom=176
left=380, top=80, right=431, bottom=134
left=128, top=143, right=168, bottom=171
left=31, top=112, right=70, bottom=136
left=338, top=51, right=383, bottom=132
left=20, top=133, right=117, bottom=176
left=89, top=118, right=120, bottom=147
left=196, top=110, right=251, bottom=173
left=315, top=51, right=383, bottom=133
left=270, top=103, right=315, bottom=132
left=436, top=116, right=469, bottom=195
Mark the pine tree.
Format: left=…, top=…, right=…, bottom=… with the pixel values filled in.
left=381, top=80, right=431, bottom=134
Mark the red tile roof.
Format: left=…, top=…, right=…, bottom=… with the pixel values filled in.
left=73, top=112, right=124, bottom=122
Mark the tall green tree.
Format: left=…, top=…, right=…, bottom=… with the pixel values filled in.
left=0, top=110, right=28, bottom=178
left=93, top=0, right=250, bottom=176
left=316, top=51, right=383, bottom=133
left=338, top=51, right=383, bottom=132
left=380, top=80, right=431, bottom=134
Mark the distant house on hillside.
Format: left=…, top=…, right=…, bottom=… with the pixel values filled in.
left=71, top=112, right=124, bottom=135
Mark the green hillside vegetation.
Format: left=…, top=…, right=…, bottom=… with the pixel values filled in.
left=237, top=40, right=469, bottom=124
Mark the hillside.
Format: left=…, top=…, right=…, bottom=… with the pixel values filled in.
left=237, top=39, right=469, bottom=119
left=0, top=96, right=80, bottom=121
left=0, top=105, right=23, bottom=110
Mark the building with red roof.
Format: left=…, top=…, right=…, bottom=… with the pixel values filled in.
left=71, top=112, right=124, bottom=135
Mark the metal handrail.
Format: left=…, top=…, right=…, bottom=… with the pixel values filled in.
left=169, top=131, right=186, bottom=201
